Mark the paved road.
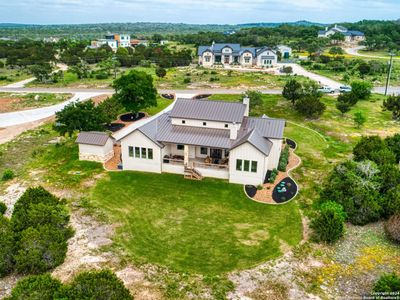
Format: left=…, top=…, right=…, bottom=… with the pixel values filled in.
left=0, top=92, right=103, bottom=127
left=345, top=46, right=400, bottom=60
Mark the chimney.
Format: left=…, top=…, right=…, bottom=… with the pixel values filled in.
left=230, top=122, right=238, bottom=140
left=243, top=96, right=250, bottom=117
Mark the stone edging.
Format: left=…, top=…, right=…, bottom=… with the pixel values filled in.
left=243, top=138, right=302, bottom=205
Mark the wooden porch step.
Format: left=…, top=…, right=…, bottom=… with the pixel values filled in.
left=184, top=166, right=203, bottom=180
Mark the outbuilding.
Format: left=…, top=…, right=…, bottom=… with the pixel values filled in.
left=76, top=131, right=114, bottom=163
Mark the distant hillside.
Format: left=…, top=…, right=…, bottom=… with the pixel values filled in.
left=238, top=20, right=326, bottom=28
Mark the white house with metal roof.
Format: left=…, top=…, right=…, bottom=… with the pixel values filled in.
left=318, top=25, right=365, bottom=42
left=113, top=98, right=285, bottom=185
left=198, top=43, right=278, bottom=68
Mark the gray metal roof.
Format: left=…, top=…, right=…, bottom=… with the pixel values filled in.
left=231, top=129, right=273, bottom=155
left=75, top=131, right=110, bottom=146
left=243, top=117, right=286, bottom=139
left=169, top=99, right=247, bottom=123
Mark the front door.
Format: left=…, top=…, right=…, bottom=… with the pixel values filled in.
left=224, top=55, right=230, bottom=64
left=210, top=148, right=222, bottom=159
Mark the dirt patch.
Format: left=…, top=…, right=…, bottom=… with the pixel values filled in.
left=0, top=182, right=26, bottom=217
left=91, top=94, right=109, bottom=105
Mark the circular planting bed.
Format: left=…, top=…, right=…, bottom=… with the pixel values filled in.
left=161, top=93, right=174, bottom=100
left=286, top=138, right=297, bottom=149
left=119, top=112, right=146, bottom=122
left=193, top=94, right=212, bottom=100
left=245, top=185, right=257, bottom=198
left=104, top=123, right=125, bottom=132
left=272, top=177, right=298, bottom=203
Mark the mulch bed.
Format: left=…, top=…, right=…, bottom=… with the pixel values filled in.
left=119, top=112, right=146, bottom=122
left=286, top=138, right=297, bottom=149
left=161, top=94, right=174, bottom=100
left=194, top=94, right=212, bottom=100
left=104, top=123, right=125, bottom=132
left=272, top=177, right=297, bottom=203
left=245, top=185, right=257, bottom=198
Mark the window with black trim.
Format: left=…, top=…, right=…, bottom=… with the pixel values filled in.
left=200, top=147, right=208, bottom=155
left=177, top=144, right=184, bottom=150
left=182, top=120, right=186, bottom=124
left=236, top=159, right=242, bottom=171
left=148, top=148, right=153, bottom=159
left=129, top=146, right=134, bottom=157
left=135, top=147, right=140, bottom=158
left=251, top=161, right=258, bottom=173
left=141, top=148, right=147, bottom=159
left=225, top=124, right=229, bottom=128
left=244, top=160, right=250, bottom=172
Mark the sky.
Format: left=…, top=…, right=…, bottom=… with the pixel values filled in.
left=0, top=0, right=399, bottom=25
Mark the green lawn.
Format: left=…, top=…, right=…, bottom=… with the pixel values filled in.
left=91, top=171, right=302, bottom=275
left=145, top=95, right=172, bottom=116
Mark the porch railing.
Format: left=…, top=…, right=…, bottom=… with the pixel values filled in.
left=163, top=158, right=184, bottom=165
left=192, top=161, right=229, bottom=170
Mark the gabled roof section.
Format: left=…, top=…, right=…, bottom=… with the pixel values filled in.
left=256, top=47, right=276, bottom=55
left=243, top=117, right=285, bottom=139
left=169, top=99, right=246, bottom=123
left=231, top=129, right=273, bottom=156
left=75, top=131, right=110, bottom=146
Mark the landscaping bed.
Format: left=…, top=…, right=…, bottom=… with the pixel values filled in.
left=104, top=123, right=125, bottom=132
left=119, top=112, right=146, bottom=122
left=272, top=177, right=298, bottom=203
left=245, top=185, right=257, bottom=198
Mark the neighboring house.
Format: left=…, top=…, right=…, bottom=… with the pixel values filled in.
left=76, top=131, right=114, bottom=163
left=89, top=34, right=131, bottom=50
left=160, top=40, right=169, bottom=46
left=131, top=39, right=149, bottom=47
left=198, top=43, right=278, bottom=68
left=277, top=45, right=292, bottom=59
left=318, top=24, right=365, bottom=42
left=110, top=98, right=285, bottom=185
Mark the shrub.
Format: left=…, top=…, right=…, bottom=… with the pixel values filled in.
left=155, top=67, right=167, bottom=78
left=321, top=160, right=383, bottom=225
left=2, top=169, right=14, bottom=181
left=210, top=70, right=217, bottom=75
left=353, top=111, right=367, bottom=128
left=278, top=145, right=290, bottom=172
left=311, top=201, right=346, bottom=243
left=350, top=81, right=372, bottom=100
left=183, top=77, right=191, bottom=84
left=282, top=66, right=293, bottom=74
left=6, top=273, right=63, bottom=300
left=353, top=136, right=387, bottom=162
left=336, top=101, right=351, bottom=115
left=294, top=95, right=326, bottom=119
left=209, top=76, right=219, bottom=82
left=0, top=202, right=6, bottom=215
left=64, top=270, right=133, bottom=300
left=0, top=217, right=14, bottom=277
left=373, top=273, right=400, bottom=293
left=95, top=72, right=108, bottom=80
left=385, top=214, right=400, bottom=243
left=383, top=95, right=400, bottom=120
left=14, top=224, right=71, bottom=274
left=268, top=169, right=279, bottom=183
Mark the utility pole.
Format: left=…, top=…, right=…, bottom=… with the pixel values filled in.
left=384, top=53, right=394, bottom=96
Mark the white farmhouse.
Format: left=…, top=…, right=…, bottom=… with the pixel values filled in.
left=111, top=98, right=285, bottom=185
left=198, top=43, right=278, bottom=68
left=318, top=24, right=365, bottom=42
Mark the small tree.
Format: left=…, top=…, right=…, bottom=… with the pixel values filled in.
left=311, top=201, right=346, bottom=243
left=383, top=95, right=400, bottom=120
left=243, top=90, right=263, bottom=111
left=97, top=97, right=124, bottom=125
left=351, top=81, right=372, bottom=100
left=336, top=101, right=351, bottom=115
left=70, top=60, right=90, bottom=79
left=54, top=100, right=105, bottom=136
left=113, top=70, right=157, bottom=117
left=330, top=32, right=345, bottom=44
left=337, top=91, right=358, bottom=106
left=29, top=63, right=53, bottom=83
left=373, top=273, right=400, bottom=293
left=155, top=67, right=167, bottom=78
left=353, top=111, right=367, bottom=128
left=7, top=274, right=63, bottom=300
left=294, top=94, right=326, bottom=119
left=282, top=79, right=303, bottom=105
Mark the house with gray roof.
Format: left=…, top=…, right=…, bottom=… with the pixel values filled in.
left=318, top=24, right=365, bottom=43
left=198, top=42, right=278, bottom=68
left=115, top=97, right=286, bottom=185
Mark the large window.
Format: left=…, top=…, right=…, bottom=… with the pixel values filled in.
left=130, top=146, right=153, bottom=160
left=251, top=161, right=258, bottom=173
left=135, top=147, right=140, bottom=158
left=148, top=148, right=153, bottom=159
left=205, top=56, right=211, bottom=62
left=236, top=159, right=258, bottom=173
left=236, top=159, right=242, bottom=171
left=200, top=147, right=208, bottom=155
left=244, top=57, right=251, bottom=63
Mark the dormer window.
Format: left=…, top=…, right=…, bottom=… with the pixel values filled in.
left=182, top=120, right=186, bottom=124
left=203, top=122, right=207, bottom=126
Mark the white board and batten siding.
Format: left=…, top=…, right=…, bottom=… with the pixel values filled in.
left=267, top=139, right=283, bottom=170
left=229, top=142, right=268, bottom=186
left=120, top=130, right=163, bottom=173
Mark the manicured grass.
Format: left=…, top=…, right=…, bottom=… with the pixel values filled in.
left=91, top=171, right=303, bottom=275
left=145, top=95, right=172, bottom=116
left=0, top=93, right=72, bottom=113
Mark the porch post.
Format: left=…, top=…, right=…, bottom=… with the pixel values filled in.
left=184, top=145, right=189, bottom=166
